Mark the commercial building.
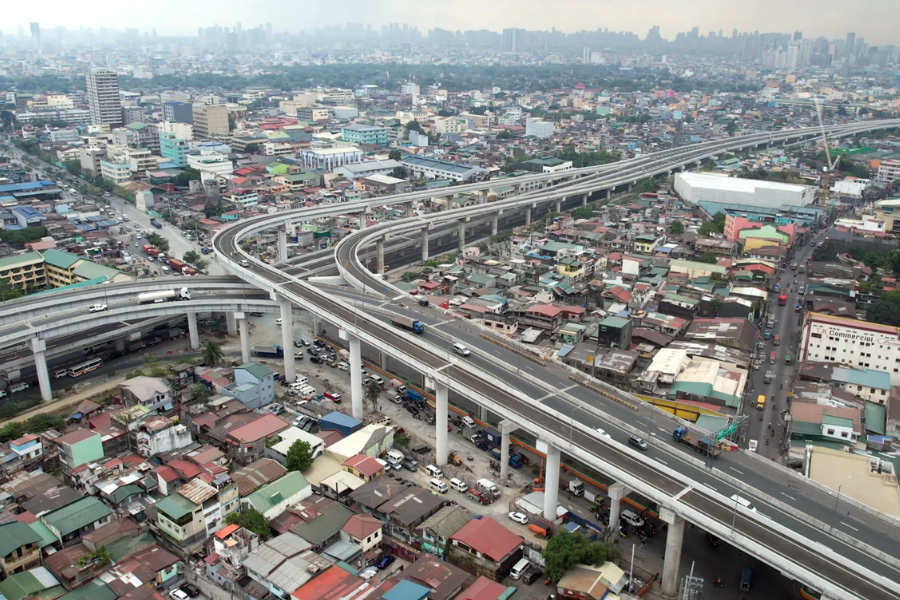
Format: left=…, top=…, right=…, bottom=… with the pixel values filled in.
left=296, top=106, right=332, bottom=121
left=675, top=172, right=816, bottom=208
left=873, top=198, right=900, bottom=234
left=193, top=105, right=230, bottom=140
left=525, top=118, right=555, bottom=138
left=340, top=125, right=389, bottom=146
left=99, top=159, right=131, bottom=185
left=333, top=159, right=400, bottom=181
left=79, top=147, right=105, bottom=175
left=801, top=312, right=900, bottom=386
left=187, top=151, right=234, bottom=181
left=163, top=101, right=193, bottom=124
left=159, top=132, right=189, bottom=168
left=401, top=155, right=488, bottom=182
left=298, top=146, right=365, bottom=171
left=85, top=67, right=122, bottom=127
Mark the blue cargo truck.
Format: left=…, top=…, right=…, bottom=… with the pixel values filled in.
left=253, top=345, right=284, bottom=358
left=150, top=218, right=163, bottom=229
left=391, top=316, right=425, bottom=334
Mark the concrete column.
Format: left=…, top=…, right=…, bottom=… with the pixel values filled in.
left=359, top=210, right=367, bottom=230
left=607, top=483, right=627, bottom=531
left=406, top=202, right=414, bottom=217
left=606, top=189, right=611, bottom=200
left=435, top=383, right=449, bottom=467
left=525, top=206, right=532, bottom=227
left=349, top=334, right=364, bottom=420
left=457, top=220, right=466, bottom=251
left=277, top=226, right=288, bottom=262
left=279, top=297, right=296, bottom=382
left=421, top=228, right=430, bottom=262
left=582, top=194, right=588, bottom=207
left=478, top=190, right=487, bottom=205
left=513, top=185, right=521, bottom=196
left=478, top=404, right=488, bottom=422
left=660, top=506, right=686, bottom=597
left=379, top=352, right=388, bottom=371
left=237, top=312, right=251, bottom=365
left=225, top=312, right=237, bottom=337
left=500, top=429, right=510, bottom=481
left=376, top=237, right=385, bottom=274
left=115, top=338, right=125, bottom=352
left=543, top=444, right=561, bottom=521
left=491, top=215, right=498, bottom=237
left=30, top=338, right=51, bottom=402
left=554, top=199, right=561, bottom=213
left=187, top=312, right=200, bottom=350
left=627, top=183, right=633, bottom=193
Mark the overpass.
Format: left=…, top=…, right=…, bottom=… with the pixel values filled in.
left=213, top=120, right=900, bottom=600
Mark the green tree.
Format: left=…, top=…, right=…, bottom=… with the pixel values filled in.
left=635, top=178, right=657, bottom=194
left=812, top=240, right=837, bottom=262
left=394, top=433, right=410, bottom=448
left=0, top=110, right=16, bottom=131
left=0, top=226, right=47, bottom=247
left=497, top=130, right=512, bottom=140
left=175, top=166, right=202, bottom=187
left=201, top=339, right=224, bottom=366
left=0, top=422, right=24, bottom=443
left=191, top=385, right=213, bottom=401
left=389, top=166, right=409, bottom=179
left=571, top=206, right=594, bottom=220
left=710, top=297, right=722, bottom=316
left=697, top=251, right=719, bottom=264
left=183, top=250, right=201, bottom=267
left=867, top=300, right=900, bottom=327
left=669, top=220, right=685, bottom=235
left=542, top=530, right=620, bottom=583
left=286, top=439, right=313, bottom=472
left=725, top=119, right=738, bottom=137
left=243, top=143, right=259, bottom=154
left=0, top=279, right=23, bottom=302
left=182, top=220, right=200, bottom=230
left=365, top=380, right=381, bottom=412
left=147, top=233, right=169, bottom=253
left=405, top=120, right=423, bottom=134
left=226, top=509, right=271, bottom=540
left=25, top=413, right=64, bottom=433
left=388, top=149, right=402, bottom=161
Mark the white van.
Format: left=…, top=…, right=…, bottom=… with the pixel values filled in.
left=449, top=478, right=468, bottom=493
left=730, top=494, right=757, bottom=512
left=425, top=465, right=443, bottom=478
left=53, top=368, right=69, bottom=379
left=429, top=479, right=449, bottom=494
left=462, top=416, right=476, bottom=429
left=386, top=449, right=405, bottom=464
left=290, top=376, right=309, bottom=388
left=510, top=558, right=531, bottom=580
left=453, top=343, right=470, bottom=357
left=370, top=374, right=384, bottom=387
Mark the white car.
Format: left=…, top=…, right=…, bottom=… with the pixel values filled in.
left=359, top=566, right=378, bottom=581
left=337, top=362, right=350, bottom=371
left=508, top=512, right=528, bottom=525
left=169, top=591, right=189, bottom=600
left=275, top=318, right=283, bottom=327
left=10, top=383, right=29, bottom=393
left=89, top=304, right=108, bottom=313
left=596, top=428, right=612, bottom=440
left=240, top=259, right=249, bottom=267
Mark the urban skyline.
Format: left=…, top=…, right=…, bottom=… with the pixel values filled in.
left=1, top=0, right=899, bottom=46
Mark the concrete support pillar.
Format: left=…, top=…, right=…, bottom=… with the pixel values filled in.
left=627, top=183, right=633, bottom=193
left=277, top=226, right=288, bottom=262
left=237, top=312, right=251, bottom=365
left=478, top=404, right=488, bottom=422
left=115, top=338, right=125, bottom=352
left=478, top=190, right=487, bottom=205
left=525, top=206, right=532, bottom=227
left=30, top=338, right=51, bottom=403
left=607, top=483, right=628, bottom=531
left=187, top=313, right=200, bottom=350
left=491, top=215, right=498, bottom=237
left=606, top=189, right=611, bottom=200
left=421, top=228, right=430, bottom=262
left=435, top=383, right=449, bottom=467
left=359, top=210, right=367, bottom=230
left=513, top=185, right=521, bottom=197
left=543, top=444, right=561, bottom=521
left=499, top=420, right=518, bottom=483
left=457, top=220, right=466, bottom=251
left=660, top=506, right=686, bottom=597
left=379, top=352, right=388, bottom=371
left=279, top=297, right=296, bottom=382
left=554, top=199, right=562, bottom=213
left=349, top=334, right=364, bottom=420
left=225, top=312, right=237, bottom=337
left=376, top=237, right=385, bottom=275
left=582, top=194, right=588, bottom=207
left=406, top=202, right=414, bottom=217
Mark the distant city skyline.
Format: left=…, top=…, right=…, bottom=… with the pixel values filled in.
left=1, top=0, right=899, bottom=46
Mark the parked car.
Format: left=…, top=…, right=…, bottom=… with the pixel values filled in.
left=522, top=570, right=543, bottom=585
left=628, top=435, right=648, bottom=451
left=376, top=555, right=396, bottom=570
left=359, top=566, right=378, bottom=581
left=402, top=459, right=418, bottom=472
left=337, top=362, right=350, bottom=371
left=508, top=512, right=529, bottom=525
left=181, top=584, right=200, bottom=598
left=169, top=591, right=189, bottom=600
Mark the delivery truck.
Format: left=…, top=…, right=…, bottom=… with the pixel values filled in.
left=254, top=345, right=285, bottom=358
left=138, top=287, right=191, bottom=304
left=391, top=316, right=425, bottom=334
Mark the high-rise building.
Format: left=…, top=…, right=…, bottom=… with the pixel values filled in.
left=193, top=105, right=230, bottom=140
left=85, top=67, right=122, bottom=127
left=503, top=28, right=524, bottom=53
left=846, top=32, right=856, bottom=61
left=163, top=101, right=193, bottom=124
left=30, top=22, right=40, bottom=52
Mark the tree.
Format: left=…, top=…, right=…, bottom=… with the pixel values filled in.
left=395, top=433, right=410, bottom=448
left=183, top=250, right=202, bottom=267
left=0, top=422, right=24, bottom=443
left=243, top=143, right=259, bottom=154
left=710, top=297, right=722, bottom=316
left=697, top=252, right=719, bottom=264
left=725, top=119, right=738, bottom=137
left=542, top=530, right=620, bottom=583
left=867, top=300, right=900, bottom=327
left=388, top=149, right=402, bottom=161
left=669, top=220, right=685, bottom=235
left=406, top=120, right=423, bottom=134
left=389, top=166, right=409, bottom=179
left=0, top=226, right=47, bottom=247
left=226, top=509, right=271, bottom=540
left=175, top=166, right=201, bottom=187
left=0, top=110, right=15, bottom=131
left=571, top=206, right=594, bottom=220
left=191, top=385, right=213, bottom=401
left=182, top=220, right=200, bottom=230
left=201, top=339, right=223, bottom=366
left=286, top=439, right=313, bottom=472
left=0, top=279, right=22, bottom=302
left=147, top=233, right=169, bottom=253
left=365, top=380, right=381, bottom=412
left=497, top=130, right=512, bottom=140
left=812, top=240, right=837, bottom=262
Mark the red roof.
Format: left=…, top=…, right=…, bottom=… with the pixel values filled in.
left=167, top=459, right=201, bottom=479
left=451, top=517, right=522, bottom=562
left=291, top=565, right=370, bottom=600
left=456, top=577, right=509, bottom=600
left=342, top=455, right=383, bottom=477
left=151, top=465, right=178, bottom=483
left=226, top=413, right=289, bottom=444
left=526, top=304, right=562, bottom=317
left=10, top=434, right=39, bottom=446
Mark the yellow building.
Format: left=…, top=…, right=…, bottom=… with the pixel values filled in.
left=0, top=252, right=46, bottom=292
left=741, top=237, right=784, bottom=253
left=0, top=249, right=127, bottom=294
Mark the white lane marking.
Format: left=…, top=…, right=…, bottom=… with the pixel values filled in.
left=523, top=365, right=535, bottom=372
left=656, top=458, right=669, bottom=466
left=672, top=485, right=690, bottom=500
left=781, top=492, right=796, bottom=501
left=491, top=349, right=503, bottom=356
left=840, top=522, right=859, bottom=532
left=707, top=485, right=717, bottom=492
left=657, top=427, right=667, bottom=433
left=729, top=467, right=744, bottom=475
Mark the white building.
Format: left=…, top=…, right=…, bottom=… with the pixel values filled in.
left=297, top=145, right=364, bottom=171
left=877, top=159, right=900, bottom=183
left=136, top=418, right=193, bottom=457
left=187, top=150, right=234, bottom=182
left=333, top=159, right=401, bottom=180
left=159, top=120, right=194, bottom=141
left=800, top=313, right=900, bottom=386
left=433, top=117, right=465, bottom=134
left=674, top=172, right=816, bottom=208
left=85, top=67, right=122, bottom=127
left=525, top=117, right=555, bottom=138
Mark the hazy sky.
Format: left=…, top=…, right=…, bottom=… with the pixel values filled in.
left=3, top=0, right=899, bottom=45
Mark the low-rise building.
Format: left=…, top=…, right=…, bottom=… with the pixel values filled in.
left=448, top=516, right=523, bottom=581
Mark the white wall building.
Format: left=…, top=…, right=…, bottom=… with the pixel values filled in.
left=187, top=150, right=234, bottom=182
left=800, top=313, right=900, bottom=386
left=674, top=172, right=817, bottom=207
left=297, top=145, right=364, bottom=171
left=525, top=117, right=555, bottom=138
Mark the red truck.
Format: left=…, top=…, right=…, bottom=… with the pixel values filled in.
left=141, top=244, right=152, bottom=254
left=779, top=294, right=788, bottom=306
left=167, top=258, right=189, bottom=275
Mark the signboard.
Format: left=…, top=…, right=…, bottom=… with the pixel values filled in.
left=716, top=422, right=737, bottom=441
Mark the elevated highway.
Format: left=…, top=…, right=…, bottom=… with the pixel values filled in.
left=213, top=120, right=900, bottom=600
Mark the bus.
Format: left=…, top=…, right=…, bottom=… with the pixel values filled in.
left=67, top=358, right=103, bottom=378
left=756, top=395, right=766, bottom=411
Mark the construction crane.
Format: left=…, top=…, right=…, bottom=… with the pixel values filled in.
left=813, top=98, right=841, bottom=207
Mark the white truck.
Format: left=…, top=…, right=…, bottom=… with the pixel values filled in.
left=138, top=287, right=191, bottom=304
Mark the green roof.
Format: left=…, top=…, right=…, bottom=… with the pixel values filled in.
left=238, top=362, right=273, bottom=380
left=156, top=493, right=198, bottom=521
left=0, top=569, right=64, bottom=600
left=124, top=122, right=151, bottom=131
left=0, top=252, right=42, bottom=269
left=107, top=533, right=156, bottom=563
left=42, top=496, right=112, bottom=538
left=107, top=484, right=144, bottom=506
left=865, top=402, right=886, bottom=436
left=0, top=522, right=42, bottom=558
left=289, top=502, right=353, bottom=545
left=57, top=580, right=117, bottom=600
left=27, top=521, right=58, bottom=549
left=72, top=261, right=122, bottom=281
left=821, top=414, right=853, bottom=428
left=600, top=316, right=630, bottom=328
left=35, top=277, right=109, bottom=295
left=245, top=471, right=309, bottom=514
left=39, top=249, right=80, bottom=269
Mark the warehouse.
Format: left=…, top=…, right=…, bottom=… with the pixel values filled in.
left=675, top=172, right=816, bottom=208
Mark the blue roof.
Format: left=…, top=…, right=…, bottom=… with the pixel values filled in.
left=320, top=411, right=360, bottom=428
left=11, top=206, right=45, bottom=219
left=0, top=181, right=56, bottom=193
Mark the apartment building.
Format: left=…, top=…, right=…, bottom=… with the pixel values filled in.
left=187, top=151, right=234, bottom=180
left=163, top=101, right=193, bottom=124
left=401, top=155, right=488, bottom=182
left=160, top=132, right=189, bottom=167
left=0, top=252, right=45, bottom=292
left=100, top=159, right=131, bottom=185
left=55, top=429, right=104, bottom=486
left=193, top=105, right=230, bottom=140
left=341, top=124, right=389, bottom=146
left=525, top=118, right=555, bottom=138
left=296, top=106, right=332, bottom=122
left=85, top=67, right=122, bottom=127
left=297, top=146, right=364, bottom=171
left=877, top=159, right=900, bottom=183
left=79, top=147, right=105, bottom=174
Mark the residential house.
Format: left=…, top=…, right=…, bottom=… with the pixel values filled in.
left=448, top=517, right=523, bottom=581
left=118, top=377, right=173, bottom=413
left=402, top=554, right=472, bottom=600
left=415, top=506, right=471, bottom=558
left=0, top=521, right=43, bottom=578
left=225, top=414, right=290, bottom=465
left=339, top=513, right=383, bottom=567
left=242, top=471, right=312, bottom=520
left=243, top=532, right=332, bottom=599
left=41, top=496, right=113, bottom=545
left=55, top=430, right=104, bottom=486
left=225, top=363, right=275, bottom=410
